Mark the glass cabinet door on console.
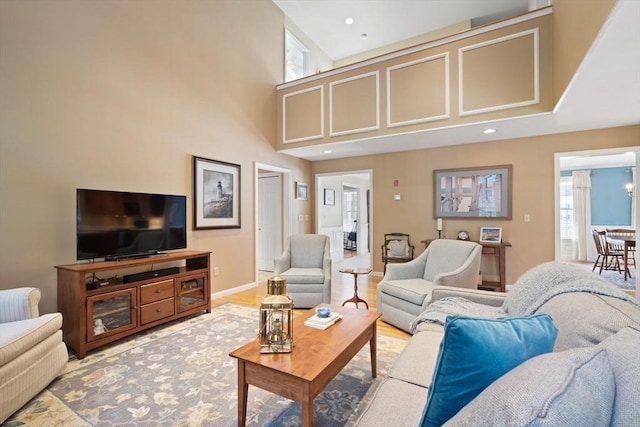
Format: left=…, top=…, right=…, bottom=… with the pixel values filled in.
left=176, top=274, right=208, bottom=312
left=87, top=288, right=137, bottom=342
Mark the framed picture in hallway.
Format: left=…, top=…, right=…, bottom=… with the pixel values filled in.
left=433, top=165, right=512, bottom=219
left=296, top=182, right=308, bottom=200
left=193, top=156, right=241, bottom=230
left=324, top=188, right=335, bottom=205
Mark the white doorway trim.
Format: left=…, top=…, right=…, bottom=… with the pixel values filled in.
left=254, top=162, right=292, bottom=284
left=315, top=169, right=373, bottom=269
left=553, top=146, right=639, bottom=296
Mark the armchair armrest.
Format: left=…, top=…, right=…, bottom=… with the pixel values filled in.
left=273, top=252, right=291, bottom=275
left=382, top=256, right=427, bottom=280
left=0, top=287, right=41, bottom=323
left=432, top=286, right=506, bottom=307
left=432, top=245, right=482, bottom=289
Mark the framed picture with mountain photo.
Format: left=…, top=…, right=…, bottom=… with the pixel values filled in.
left=193, top=156, right=241, bottom=230
left=433, top=165, right=512, bottom=219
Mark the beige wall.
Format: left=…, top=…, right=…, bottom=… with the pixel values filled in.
left=0, top=0, right=312, bottom=314
left=311, top=125, right=640, bottom=283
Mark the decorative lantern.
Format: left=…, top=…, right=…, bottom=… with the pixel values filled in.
left=259, top=276, right=293, bottom=353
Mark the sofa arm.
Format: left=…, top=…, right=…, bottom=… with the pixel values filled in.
left=432, top=286, right=506, bottom=307
left=0, top=287, right=41, bottom=323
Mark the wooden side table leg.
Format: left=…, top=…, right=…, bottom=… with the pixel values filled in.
left=237, top=360, right=248, bottom=427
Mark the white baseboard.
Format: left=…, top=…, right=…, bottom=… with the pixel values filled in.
left=211, top=281, right=258, bottom=299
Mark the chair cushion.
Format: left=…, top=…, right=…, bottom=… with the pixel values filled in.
left=419, top=314, right=558, bottom=427
left=280, top=268, right=325, bottom=284
left=0, top=313, right=63, bottom=366
left=379, top=278, right=433, bottom=306
left=423, top=240, right=477, bottom=281
left=445, top=347, right=615, bottom=426
left=387, top=239, right=409, bottom=257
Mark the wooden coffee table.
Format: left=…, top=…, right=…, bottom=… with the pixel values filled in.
left=229, top=305, right=381, bottom=427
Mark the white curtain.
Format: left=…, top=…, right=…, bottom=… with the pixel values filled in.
left=572, top=170, right=591, bottom=261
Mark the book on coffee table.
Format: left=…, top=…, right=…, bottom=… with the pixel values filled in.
left=304, top=312, right=343, bottom=330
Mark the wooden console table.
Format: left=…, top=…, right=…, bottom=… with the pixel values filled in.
left=421, top=239, right=512, bottom=292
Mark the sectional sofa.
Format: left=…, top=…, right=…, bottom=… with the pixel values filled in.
left=356, top=262, right=640, bottom=426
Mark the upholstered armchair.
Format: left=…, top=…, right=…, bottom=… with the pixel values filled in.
left=377, top=239, right=482, bottom=333
left=274, top=234, right=332, bottom=308
left=0, top=287, right=68, bottom=423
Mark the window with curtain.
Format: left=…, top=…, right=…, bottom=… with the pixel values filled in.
left=343, top=188, right=358, bottom=232
left=560, top=176, right=574, bottom=240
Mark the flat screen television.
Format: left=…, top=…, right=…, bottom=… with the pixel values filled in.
left=76, top=189, right=187, bottom=261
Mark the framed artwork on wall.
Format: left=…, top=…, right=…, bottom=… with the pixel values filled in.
left=193, top=156, right=241, bottom=230
left=324, top=188, right=335, bottom=205
left=296, top=182, right=308, bottom=200
left=433, top=165, right=512, bottom=219
left=480, top=227, right=502, bottom=243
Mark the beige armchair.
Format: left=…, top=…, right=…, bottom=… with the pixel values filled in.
left=274, top=234, right=332, bottom=308
left=0, top=287, right=68, bottom=423
left=377, top=239, right=482, bottom=333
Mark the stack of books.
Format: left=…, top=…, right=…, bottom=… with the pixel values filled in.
left=304, top=312, right=343, bottom=330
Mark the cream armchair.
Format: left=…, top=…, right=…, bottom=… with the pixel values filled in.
left=274, top=234, right=332, bottom=308
left=377, top=239, right=482, bottom=333
left=0, top=287, right=68, bottom=423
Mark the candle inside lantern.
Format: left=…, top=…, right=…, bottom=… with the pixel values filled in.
left=437, top=218, right=443, bottom=231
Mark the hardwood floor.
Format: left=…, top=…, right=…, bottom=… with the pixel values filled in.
left=213, top=270, right=411, bottom=340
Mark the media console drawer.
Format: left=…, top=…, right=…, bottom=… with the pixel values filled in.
left=140, top=279, right=174, bottom=305
left=141, top=298, right=175, bottom=324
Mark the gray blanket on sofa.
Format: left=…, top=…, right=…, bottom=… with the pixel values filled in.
left=410, top=262, right=638, bottom=333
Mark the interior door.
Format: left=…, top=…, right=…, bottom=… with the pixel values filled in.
left=257, top=174, right=282, bottom=271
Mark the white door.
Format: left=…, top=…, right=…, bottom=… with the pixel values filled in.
left=257, top=174, right=282, bottom=271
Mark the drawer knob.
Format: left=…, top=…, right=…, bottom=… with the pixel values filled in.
left=156, top=308, right=161, bottom=313
left=156, top=289, right=161, bottom=293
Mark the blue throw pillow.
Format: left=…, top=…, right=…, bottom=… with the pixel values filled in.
left=419, top=314, right=558, bottom=427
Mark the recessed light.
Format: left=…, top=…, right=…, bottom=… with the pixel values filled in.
left=324, top=150, right=332, bottom=154
left=345, top=17, right=354, bottom=25
left=360, top=33, right=368, bottom=40
left=483, top=128, right=496, bottom=134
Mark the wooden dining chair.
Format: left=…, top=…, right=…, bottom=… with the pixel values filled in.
left=606, top=228, right=636, bottom=269
left=592, top=229, right=625, bottom=274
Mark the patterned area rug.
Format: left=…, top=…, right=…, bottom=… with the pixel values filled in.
left=3, top=303, right=408, bottom=426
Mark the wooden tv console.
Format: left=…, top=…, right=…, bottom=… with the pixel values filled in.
left=56, top=250, right=211, bottom=359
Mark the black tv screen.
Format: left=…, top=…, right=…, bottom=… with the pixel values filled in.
left=76, top=189, right=187, bottom=261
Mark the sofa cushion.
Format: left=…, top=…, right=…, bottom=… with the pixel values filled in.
left=503, top=261, right=632, bottom=316
left=389, top=330, right=443, bottom=388
left=596, top=326, right=640, bottom=426
left=379, top=278, right=432, bottom=306
left=354, top=378, right=428, bottom=427
left=445, top=346, right=615, bottom=427
left=536, top=292, right=640, bottom=351
left=0, top=313, right=63, bottom=366
left=419, top=314, right=558, bottom=427
left=279, top=268, right=325, bottom=284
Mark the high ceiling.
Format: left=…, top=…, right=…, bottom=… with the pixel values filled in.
left=273, top=0, right=640, bottom=163
left=273, top=0, right=533, bottom=61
